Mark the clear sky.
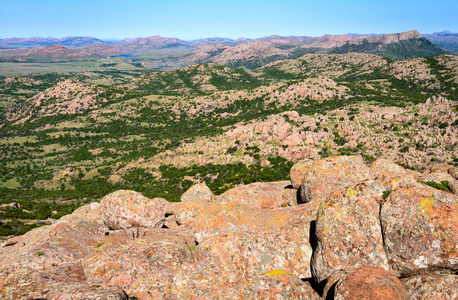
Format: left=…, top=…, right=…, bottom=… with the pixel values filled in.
left=0, top=0, right=456, bottom=40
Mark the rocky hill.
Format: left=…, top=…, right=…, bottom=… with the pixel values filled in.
left=0, top=156, right=457, bottom=299
left=0, top=44, right=102, bottom=62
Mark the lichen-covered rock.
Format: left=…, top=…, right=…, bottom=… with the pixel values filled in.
left=194, top=224, right=314, bottom=279
left=216, top=181, right=297, bottom=208
left=401, top=274, right=458, bottom=299
left=181, top=182, right=214, bottom=202
left=312, top=180, right=392, bottom=283
left=300, top=155, right=373, bottom=203
left=380, top=182, right=458, bottom=276
left=290, top=159, right=314, bottom=189
left=83, top=228, right=195, bottom=299
left=100, top=190, right=166, bottom=230
left=334, top=266, right=408, bottom=300
left=374, top=172, right=418, bottom=192
left=371, top=158, right=407, bottom=177
left=198, top=271, right=321, bottom=299
left=0, top=262, right=128, bottom=300
left=172, top=200, right=314, bottom=243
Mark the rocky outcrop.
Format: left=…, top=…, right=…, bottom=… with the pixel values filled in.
left=1, top=156, right=458, bottom=299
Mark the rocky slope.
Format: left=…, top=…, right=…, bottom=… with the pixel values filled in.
left=1, top=156, right=457, bottom=299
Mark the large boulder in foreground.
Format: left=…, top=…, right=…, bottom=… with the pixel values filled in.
left=101, top=190, right=166, bottom=230
left=198, top=271, right=321, bottom=299
left=181, top=182, right=214, bottom=202
left=300, top=156, right=373, bottom=203
left=333, top=266, right=408, bottom=300
left=312, top=180, right=392, bottom=283
left=216, top=181, right=297, bottom=208
left=401, top=274, right=458, bottom=299
left=380, top=182, right=458, bottom=276
left=194, top=224, right=314, bottom=279
left=172, top=199, right=318, bottom=243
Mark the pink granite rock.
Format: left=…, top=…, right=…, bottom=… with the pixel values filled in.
left=83, top=227, right=195, bottom=299
left=198, top=271, right=321, bottom=299
left=290, top=159, right=314, bottom=189
left=334, top=266, right=408, bottom=300
left=380, top=182, right=458, bottom=276
left=172, top=200, right=316, bottom=243
left=402, top=274, right=458, bottom=299
left=0, top=204, right=106, bottom=279
left=0, top=262, right=128, bottom=300
left=312, top=180, right=392, bottom=283
left=216, top=181, right=297, bottom=208
left=100, top=190, right=166, bottom=230
left=300, top=156, right=373, bottom=203
left=181, top=182, right=214, bottom=202
left=194, top=224, right=314, bottom=279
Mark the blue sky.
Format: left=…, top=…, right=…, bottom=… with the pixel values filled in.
left=0, top=0, right=456, bottom=39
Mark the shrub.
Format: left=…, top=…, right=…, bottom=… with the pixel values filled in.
left=418, top=180, right=450, bottom=192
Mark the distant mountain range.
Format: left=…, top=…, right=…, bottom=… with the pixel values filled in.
left=423, top=31, right=458, bottom=54
left=0, top=30, right=454, bottom=67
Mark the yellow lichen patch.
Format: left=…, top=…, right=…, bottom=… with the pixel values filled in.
left=419, top=197, right=435, bottom=215
left=264, top=269, right=289, bottom=277
left=346, top=186, right=358, bottom=197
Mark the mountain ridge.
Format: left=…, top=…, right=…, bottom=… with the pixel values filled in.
left=0, top=30, right=452, bottom=65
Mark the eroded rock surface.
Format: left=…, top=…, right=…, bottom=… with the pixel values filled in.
left=199, top=271, right=321, bottom=300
